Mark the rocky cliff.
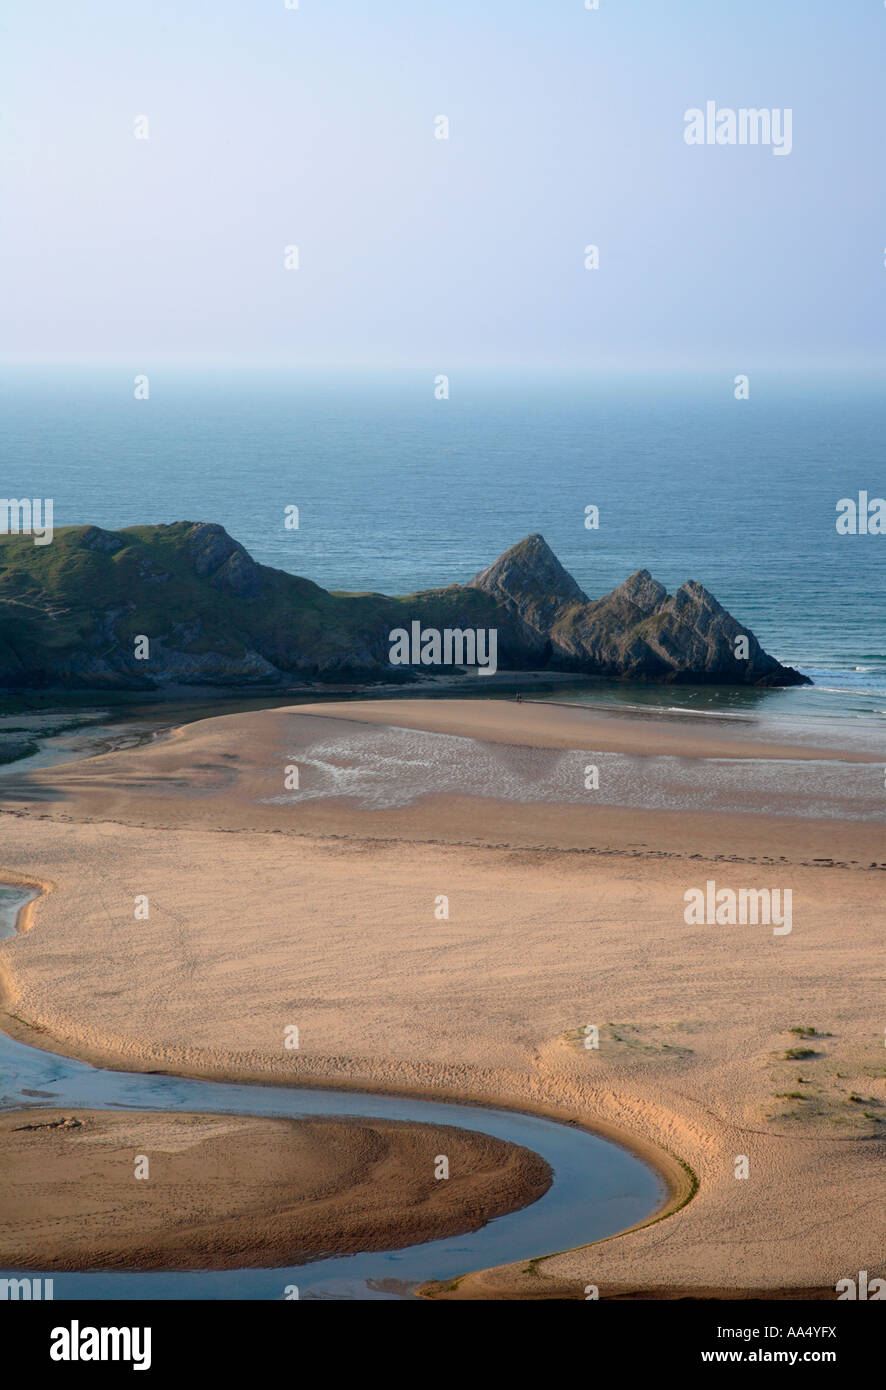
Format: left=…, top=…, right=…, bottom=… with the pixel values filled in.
left=469, top=535, right=804, bottom=686
left=0, top=523, right=808, bottom=689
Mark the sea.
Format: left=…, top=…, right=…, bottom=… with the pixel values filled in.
left=2, top=366, right=883, bottom=752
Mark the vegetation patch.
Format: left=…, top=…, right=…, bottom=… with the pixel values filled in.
left=766, top=1028, right=884, bottom=1135
left=561, top=1021, right=694, bottom=1061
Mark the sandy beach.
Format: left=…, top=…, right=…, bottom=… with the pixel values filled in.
left=1, top=698, right=883, bottom=1295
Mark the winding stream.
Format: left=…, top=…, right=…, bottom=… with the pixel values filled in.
left=0, top=884, right=666, bottom=1300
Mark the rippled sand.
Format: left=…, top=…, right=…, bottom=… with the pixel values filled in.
left=263, top=720, right=883, bottom=820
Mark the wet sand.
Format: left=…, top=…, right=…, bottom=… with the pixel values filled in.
left=287, top=698, right=880, bottom=761
left=0, top=698, right=883, bottom=1296
left=0, top=1108, right=550, bottom=1271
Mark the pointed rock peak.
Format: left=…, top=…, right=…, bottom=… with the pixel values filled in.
left=607, top=569, right=669, bottom=614
left=502, top=533, right=554, bottom=561
left=469, top=534, right=587, bottom=605
left=670, top=579, right=724, bottom=613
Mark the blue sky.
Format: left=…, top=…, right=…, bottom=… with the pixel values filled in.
left=2, top=0, right=884, bottom=367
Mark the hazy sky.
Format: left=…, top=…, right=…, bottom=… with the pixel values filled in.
left=2, top=1, right=884, bottom=368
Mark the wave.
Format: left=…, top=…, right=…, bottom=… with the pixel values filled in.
left=798, top=668, right=886, bottom=698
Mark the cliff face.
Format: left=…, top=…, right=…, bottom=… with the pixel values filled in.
left=0, top=523, right=808, bottom=690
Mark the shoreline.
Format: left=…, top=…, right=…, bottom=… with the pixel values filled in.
left=284, top=698, right=880, bottom=762
left=0, top=676, right=881, bottom=780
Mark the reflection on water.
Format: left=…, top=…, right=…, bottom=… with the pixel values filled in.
left=531, top=677, right=885, bottom=754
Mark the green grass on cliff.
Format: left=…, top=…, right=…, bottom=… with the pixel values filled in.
left=0, top=523, right=507, bottom=686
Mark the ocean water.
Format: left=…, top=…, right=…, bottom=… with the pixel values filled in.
left=2, top=367, right=884, bottom=737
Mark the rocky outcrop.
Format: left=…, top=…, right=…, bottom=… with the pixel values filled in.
left=552, top=574, right=795, bottom=684
left=187, top=522, right=264, bottom=598
left=469, top=533, right=588, bottom=632
left=0, top=523, right=809, bottom=690
left=471, top=537, right=807, bottom=686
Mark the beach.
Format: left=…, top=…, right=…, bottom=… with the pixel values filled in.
left=1, top=698, right=883, bottom=1296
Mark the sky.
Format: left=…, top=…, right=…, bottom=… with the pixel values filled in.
left=1, top=0, right=884, bottom=369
